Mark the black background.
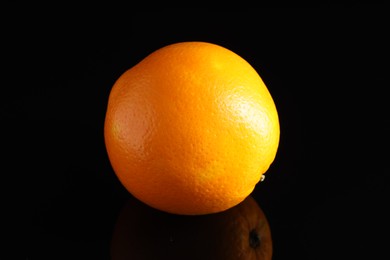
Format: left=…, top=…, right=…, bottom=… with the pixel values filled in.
left=3, top=6, right=388, bottom=260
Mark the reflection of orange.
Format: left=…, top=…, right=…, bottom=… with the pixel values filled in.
left=104, top=41, right=280, bottom=215
left=110, top=194, right=272, bottom=260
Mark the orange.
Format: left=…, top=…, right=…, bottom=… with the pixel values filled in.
left=104, top=41, right=280, bottom=215
left=110, top=195, right=273, bottom=260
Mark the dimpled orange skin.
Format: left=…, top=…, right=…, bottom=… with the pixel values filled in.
left=104, top=41, right=280, bottom=215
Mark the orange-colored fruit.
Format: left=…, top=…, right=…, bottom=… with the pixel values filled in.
left=110, top=195, right=273, bottom=260
left=104, top=41, right=280, bottom=215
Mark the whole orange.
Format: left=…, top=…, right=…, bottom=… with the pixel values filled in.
left=104, top=41, right=280, bottom=215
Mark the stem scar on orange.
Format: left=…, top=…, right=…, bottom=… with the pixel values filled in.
left=104, top=41, right=280, bottom=215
